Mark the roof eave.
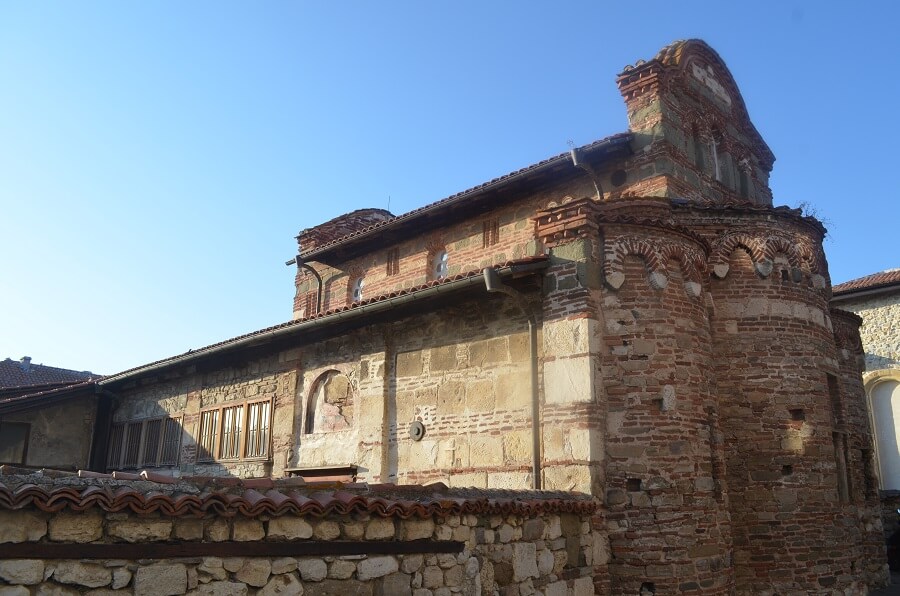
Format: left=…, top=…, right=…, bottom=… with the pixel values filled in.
left=299, top=134, right=633, bottom=264
left=100, top=260, right=549, bottom=388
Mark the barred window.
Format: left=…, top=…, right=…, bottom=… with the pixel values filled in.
left=108, top=417, right=183, bottom=471
left=220, top=405, right=244, bottom=460
left=246, top=401, right=271, bottom=459
left=198, top=409, right=219, bottom=462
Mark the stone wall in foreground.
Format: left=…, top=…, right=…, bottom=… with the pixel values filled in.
left=0, top=476, right=602, bottom=596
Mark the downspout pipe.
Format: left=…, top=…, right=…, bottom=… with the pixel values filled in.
left=482, top=267, right=541, bottom=490
left=286, top=256, right=324, bottom=315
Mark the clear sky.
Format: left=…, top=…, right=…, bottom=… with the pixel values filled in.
left=1, top=2, right=898, bottom=375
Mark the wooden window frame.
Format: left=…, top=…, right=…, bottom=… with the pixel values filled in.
left=197, top=398, right=273, bottom=463
left=386, top=247, right=400, bottom=276
left=107, top=416, right=183, bottom=471
left=482, top=218, right=500, bottom=248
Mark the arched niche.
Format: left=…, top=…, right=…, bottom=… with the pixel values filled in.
left=867, top=372, right=900, bottom=490
left=305, top=370, right=354, bottom=434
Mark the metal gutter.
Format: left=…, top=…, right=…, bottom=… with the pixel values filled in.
left=300, top=134, right=633, bottom=262
left=831, top=283, right=900, bottom=303
left=99, top=260, right=549, bottom=387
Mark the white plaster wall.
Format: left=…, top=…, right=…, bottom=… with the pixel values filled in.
left=872, top=380, right=900, bottom=490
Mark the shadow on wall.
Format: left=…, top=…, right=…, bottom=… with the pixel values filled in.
left=868, top=354, right=900, bottom=371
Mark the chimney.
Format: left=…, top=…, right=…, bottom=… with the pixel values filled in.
left=19, top=356, right=31, bottom=371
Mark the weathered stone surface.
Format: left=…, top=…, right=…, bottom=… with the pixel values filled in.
left=53, top=561, right=112, bottom=588
left=375, top=572, right=411, bottom=596
left=511, top=543, right=538, bottom=581
left=400, top=554, right=424, bottom=574
left=272, top=557, right=298, bottom=575
left=188, top=580, right=248, bottom=595
left=233, top=519, right=265, bottom=541
left=223, top=558, right=244, bottom=573
left=268, top=517, right=313, bottom=540
left=235, top=559, right=271, bottom=587
left=204, top=518, right=230, bottom=542
left=48, top=510, right=103, bottom=543
left=303, top=579, right=373, bottom=596
left=258, top=573, right=303, bottom=596
left=108, top=517, right=172, bottom=542
left=357, top=556, right=399, bottom=581
left=0, top=560, right=44, bottom=585
left=422, top=565, right=443, bottom=589
left=175, top=519, right=204, bottom=541
left=198, top=557, right=227, bottom=581
left=0, top=585, right=30, bottom=596
left=364, top=518, right=394, bottom=540
left=328, top=560, right=356, bottom=579
left=34, top=585, right=79, bottom=596
left=112, top=567, right=132, bottom=589
left=133, top=564, right=187, bottom=596
left=313, top=520, right=341, bottom=540
left=298, top=558, right=327, bottom=582
left=0, top=510, right=46, bottom=543
left=399, top=519, right=434, bottom=541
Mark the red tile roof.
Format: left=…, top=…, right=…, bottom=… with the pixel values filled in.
left=832, top=269, right=900, bottom=295
left=0, top=467, right=597, bottom=519
left=0, top=358, right=98, bottom=389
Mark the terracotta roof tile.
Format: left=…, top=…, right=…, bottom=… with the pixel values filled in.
left=833, top=269, right=900, bottom=295
left=0, top=467, right=597, bottom=520
left=0, top=358, right=98, bottom=390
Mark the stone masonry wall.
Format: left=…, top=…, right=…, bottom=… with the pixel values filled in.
left=834, top=291, right=900, bottom=372
left=1, top=397, right=97, bottom=470
left=0, top=481, right=601, bottom=596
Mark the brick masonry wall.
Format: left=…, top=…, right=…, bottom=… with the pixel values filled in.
left=0, top=485, right=601, bottom=596
left=834, top=291, right=900, bottom=372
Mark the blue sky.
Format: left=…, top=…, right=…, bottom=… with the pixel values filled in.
left=1, top=2, right=898, bottom=374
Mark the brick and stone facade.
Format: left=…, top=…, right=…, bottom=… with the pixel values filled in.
left=39, top=39, right=885, bottom=593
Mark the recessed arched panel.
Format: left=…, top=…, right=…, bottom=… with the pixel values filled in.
left=871, top=379, right=900, bottom=490
left=305, top=370, right=354, bottom=434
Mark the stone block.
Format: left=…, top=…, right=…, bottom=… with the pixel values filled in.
left=573, top=576, right=595, bottom=596
left=543, top=357, right=593, bottom=404
left=205, top=518, right=230, bottom=542
left=469, top=435, right=503, bottom=466
left=298, top=558, right=327, bottom=581
left=401, top=554, right=424, bottom=574
left=133, top=564, right=187, bottom=596
left=487, top=471, right=530, bottom=489
left=448, top=471, right=486, bottom=488
left=233, top=519, right=265, bottom=541
left=469, top=338, right=508, bottom=367
left=53, top=562, right=112, bottom=588
left=329, top=560, right=356, bottom=579
left=198, top=557, right=227, bottom=580
left=422, top=565, right=443, bottom=589
left=112, top=567, right=132, bottom=590
left=235, top=559, right=271, bottom=587
left=465, top=380, right=495, bottom=412
left=436, top=380, right=465, bottom=415
left=0, top=585, right=30, bottom=596
left=495, top=372, right=529, bottom=411
left=175, top=519, right=204, bottom=541
left=365, top=518, right=395, bottom=540
left=400, top=519, right=435, bottom=541
left=357, top=556, right=399, bottom=581
left=108, top=517, right=172, bottom=543
left=268, top=517, right=313, bottom=540
left=0, top=510, right=46, bottom=543
left=0, top=560, right=44, bottom=585
left=396, top=351, right=423, bottom=377
left=303, top=579, right=373, bottom=596
left=429, top=345, right=457, bottom=372
left=314, top=520, right=341, bottom=540
left=503, top=429, right=531, bottom=463
left=258, top=573, right=302, bottom=596
left=543, top=318, right=591, bottom=355
left=376, top=572, right=412, bottom=596
left=49, top=511, right=103, bottom=543
left=271, top=557, right=297, bottom=575
left=189, top=580, right=249, bottom=595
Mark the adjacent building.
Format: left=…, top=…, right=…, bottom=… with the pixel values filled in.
left=0, top=40, right=889, bottom=594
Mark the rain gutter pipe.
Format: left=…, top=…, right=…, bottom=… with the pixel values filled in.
left=482, top=267, right=541, bottom=490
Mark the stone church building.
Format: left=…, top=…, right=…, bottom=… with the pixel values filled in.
left=1, top=40, right=889, bottom=594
